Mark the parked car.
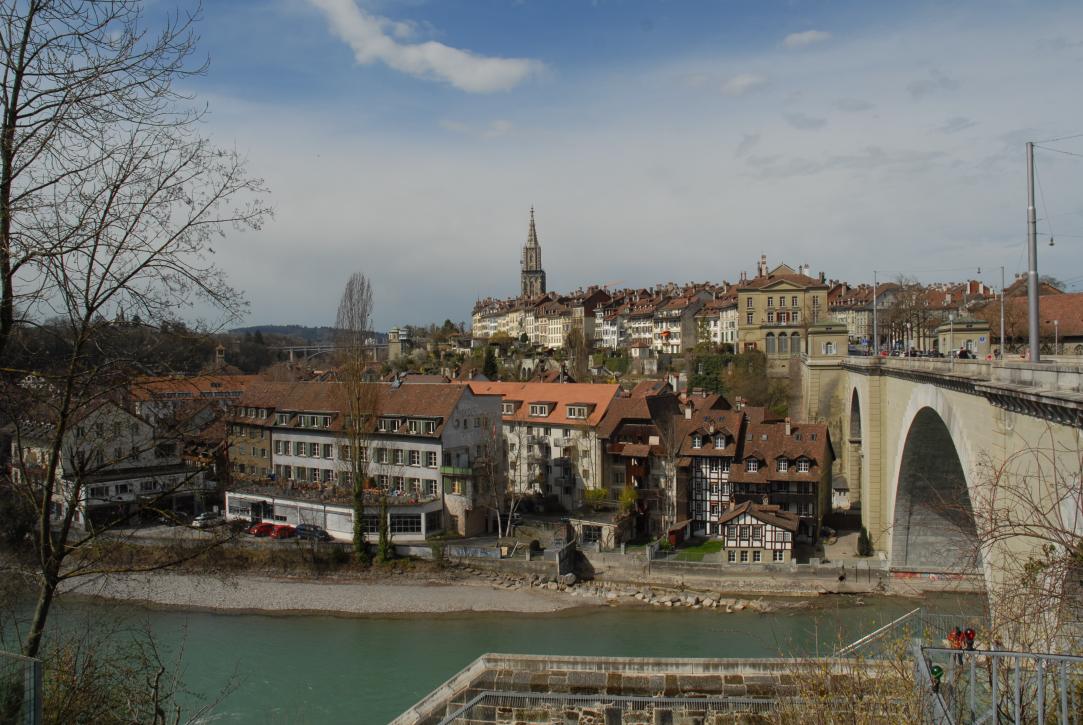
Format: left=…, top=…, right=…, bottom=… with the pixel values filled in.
left=295, top=523, right=332, bottom=541
left=158, top=512, right=191, bottom=527
left=247, top=522, right=275, bottom=537
left=270, top=524, right=296, bottom=539
left=191, top=511, right=223, bottom=528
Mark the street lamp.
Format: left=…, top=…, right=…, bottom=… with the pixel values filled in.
left=949, top=313, right=955, bottom=370
left=1053, top=320, right=1059, bottom=355
left=906, top=322, right=912, bottom=354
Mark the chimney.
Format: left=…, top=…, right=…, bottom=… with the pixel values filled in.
left=734, top=396, right=744, bottom=411
left=784, top=417, right=792, bottom=436
left=684, top=403, right=693, bottom=420
left=819, top=271, right=826, bottom=283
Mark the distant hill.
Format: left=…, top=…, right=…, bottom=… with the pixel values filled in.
left=231, top=325, right=387, bottom=344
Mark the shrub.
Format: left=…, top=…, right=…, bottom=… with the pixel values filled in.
left=857, top=527, right=873, bottom=557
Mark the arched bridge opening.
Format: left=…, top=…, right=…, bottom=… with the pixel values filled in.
left=891, top=407, right=981, bottom=572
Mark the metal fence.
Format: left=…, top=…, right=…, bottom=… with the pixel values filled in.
left=0, top=649, right=41, bottom=725
left=837, top=608, right=987, bottom=660
left=916, top=645, right=1083, bottom=725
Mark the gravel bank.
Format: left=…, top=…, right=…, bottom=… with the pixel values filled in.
left=62, top=572, right=592, bottom=616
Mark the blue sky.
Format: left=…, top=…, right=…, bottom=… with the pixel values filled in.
left=164, top=0, right=1083, bottom=329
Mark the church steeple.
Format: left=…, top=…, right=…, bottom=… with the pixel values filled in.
left=520, top=206, right=546, bottom=298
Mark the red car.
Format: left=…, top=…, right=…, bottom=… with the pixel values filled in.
left=270, top=524, right=296, bottom=539
left=247, top=522, right=275, bottom=537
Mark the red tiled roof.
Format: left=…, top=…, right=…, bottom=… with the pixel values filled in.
left=468, top=382, right=619, bottom=427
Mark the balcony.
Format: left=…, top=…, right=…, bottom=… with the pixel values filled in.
left=439, top=465, right=473, bottom=476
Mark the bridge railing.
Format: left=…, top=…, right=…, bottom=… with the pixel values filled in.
left=916, top=645, right=1083, bottom=725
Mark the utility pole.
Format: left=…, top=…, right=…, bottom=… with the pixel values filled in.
left=999, top=266, right=1005, bottom=359
left=1026, top=142, right=1041, bottom=362
left=872, top=270, right=878, bottom=357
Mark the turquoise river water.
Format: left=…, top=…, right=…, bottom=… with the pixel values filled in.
left=10, top=592, right=981, bottom=724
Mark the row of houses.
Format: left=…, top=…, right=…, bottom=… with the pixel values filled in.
left=220, top=376, right=835, bottom=561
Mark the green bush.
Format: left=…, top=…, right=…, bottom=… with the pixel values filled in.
left=857, top=527, right=873, bottom=557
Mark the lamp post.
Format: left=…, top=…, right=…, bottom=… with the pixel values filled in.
left=949, top=313, right=955, bottom=370
left=906, top=322, right=912, bottom=355
left=1054, top=320, right=1059, bottom=355
left=872, top=270, right=878, bottom=357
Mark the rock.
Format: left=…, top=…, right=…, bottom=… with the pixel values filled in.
left=733, top=603, right=745, bottom=611
left=634, top=593, right=645, bottom=601
left=703, top=598, right=715, bottom=608
left=664, top=601, right=673, bottom=607
left=605, top=591, right=618, bottom=601
left=561, top=572, right=577, bottom=586
left=546, top=582, right=558, bottom=591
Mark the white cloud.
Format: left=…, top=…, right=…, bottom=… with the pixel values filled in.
left=721, top=73, right=767, bottom=96
left=307, top=0, right=545, bottom=93
left=783, top=30, right=831, bottom=48
left=440, top=118, right=515, bottom=138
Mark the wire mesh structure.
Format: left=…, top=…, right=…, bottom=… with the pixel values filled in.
left=917, top=645, right=1083, bottom=725
left=0, top=649, right=42, bottom=725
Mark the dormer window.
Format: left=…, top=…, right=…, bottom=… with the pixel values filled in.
left=529, top=404, right=550, bottom=417
left=797, top=459, right=810, bottom=473
left=567, top=405, right=588, bottom=419
left=502, top=402, right=515, bottom=415
left=714, top=434, right=724, bottom=448
left=423, top=421, right=436, bottom=435
left=777, top=458, right=789, bottom=472
left=692, top=434, right=702, bottom=449
left=275, top=413, right=289, bottom=425
left=746, top=458, right=759, bottom=472
left=378, top=417, right=397, bottom=432
left=407, top=419, right=420, bottom=434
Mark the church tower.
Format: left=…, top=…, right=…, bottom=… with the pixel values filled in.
left=520, top=207, right=546, bottom=298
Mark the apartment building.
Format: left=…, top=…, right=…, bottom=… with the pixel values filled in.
left=652, top=294, right=707, bottom=354
left=224, top=380, right=502, bottom=538
left=10, top=400, right=207, bottom=530
left=680, top=404, right=833, bottom=543
left=595, top=383, right=683, bottom=538
left=736, top=256, right=829, bottom=374
left=468, top=381, right=620, bottom=511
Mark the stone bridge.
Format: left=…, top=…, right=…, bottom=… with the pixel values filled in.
left=801, top=356, right=1083, bottom=577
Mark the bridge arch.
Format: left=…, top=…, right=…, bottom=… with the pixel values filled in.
left=847, top=388, right=864, bottom=510
left=887, top=392, right=982, bottom=573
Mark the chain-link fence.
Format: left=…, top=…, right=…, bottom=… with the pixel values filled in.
left=0, top=649, right=41, bottom=725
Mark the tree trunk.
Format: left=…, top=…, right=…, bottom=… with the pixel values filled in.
left=23, top=567, right=59, bottom=659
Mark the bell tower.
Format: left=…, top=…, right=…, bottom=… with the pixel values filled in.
left=520, top=207, right=546, bottom=298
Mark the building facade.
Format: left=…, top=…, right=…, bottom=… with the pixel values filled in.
left=521, top=207, right=546, bottom=298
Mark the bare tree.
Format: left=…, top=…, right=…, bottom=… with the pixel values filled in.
left=970, top=431, right=1083, bottom=653
left=475, top=419, right=520, bottom=538
left=0, top=1, right=269, bottom=659
left=334, top=272, right=377, bottom=564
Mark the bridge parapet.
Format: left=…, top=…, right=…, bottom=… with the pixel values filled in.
left=838, top=357, right=1083, bottom=427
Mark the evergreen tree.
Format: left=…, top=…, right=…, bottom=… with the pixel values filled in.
left=482, top=346, right=498, bottom=379
left=857, top=527, right=873, bottom=557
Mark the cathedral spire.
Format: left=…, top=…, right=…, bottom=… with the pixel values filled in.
left=526, top=206, right=538, bottom=247
left=520, top=206, right=546, bottom=298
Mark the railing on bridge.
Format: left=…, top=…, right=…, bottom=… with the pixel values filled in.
left=915, top=645, right=1083, bottom=725
left=837, top=608, right=988, bottom=660
left=0, top=649, right=42, bottom=725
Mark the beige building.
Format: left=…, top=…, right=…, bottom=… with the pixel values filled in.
left=737, top=258, right=829, bottom=374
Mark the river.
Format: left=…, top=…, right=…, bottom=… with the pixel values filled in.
left=13, top=592, right=981, bottom=724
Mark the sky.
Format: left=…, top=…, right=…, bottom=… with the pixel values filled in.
left=162, top=0, right=1083, bottom=330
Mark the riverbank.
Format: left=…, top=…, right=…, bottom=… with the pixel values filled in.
left=60, top=571, right=591, bottom=616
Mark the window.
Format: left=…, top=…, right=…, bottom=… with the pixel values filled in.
left=740, top=550, right=749, bottom=563
left=753, top=550, right=762, bottom=563
left=89, top=486, right=108, bottom=498
left=797, top=459, right=810, bottom=473
left=777, top=458, right=788, bottom=472
left=582, top=525, right=602, bottom=544
left=360, top=514, right=380, bottom=534
left=426, top=451, right=438, bottom=468
left=691, top=434, right=702, bottom=449
left=529, top=404, right=550, bottom=417
left=752, top=525, right=763, bottom=542
left=378, top=417, right=396, bottom=432
left=502, top=402, right=515, bottom=415
left=721, top=459, right=730, bottom=473
left=739, top=525, right=750, bottom=541
left=321, top=416, right=331, bottom=428
left=377, top=474, right=389, bottom=488
left=423, top=421, right=436, bottom=434
left=425, top=479, right=438, bottom=496
left=409, top=450, right=420, bottom=466
left=567, top=405, right=587, bottom=419
left=340, top=445, right=351, bottom=460
left=767, top=311, right=775, bottom=324
left=766, top=296, right=773, bottom=308
left=791, top=296, right=798, bottom=307
left=746, top=312, right=753, bottom=325
left=322, top=444, right=333, bottom=459
left=390, top=514, right=422, bottom=534
left=773, top=550, right=785, bottom=562
left=726, top=525, right=737, bottom=539
left=727, top=550, right=736, bottom=562
left=140, top=481, right=156, bottom=492
left=358, top=447, right=368, bottom=462
left=746, top=459, right=759, bottom=472
left=376, top=448, right=388, bottom=464
left=308, top=442, right=319, bottom=457
left=792, top=311, right=800, bottom=324
left=294, top=441, right=305, bottom=456
left=276, top=413, right=289, bottom=425
left=746, top=297, right=753, bottom=308
left=393, top=449, right=404, bottom=465
left=408, top=419, right=421, bottom=434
